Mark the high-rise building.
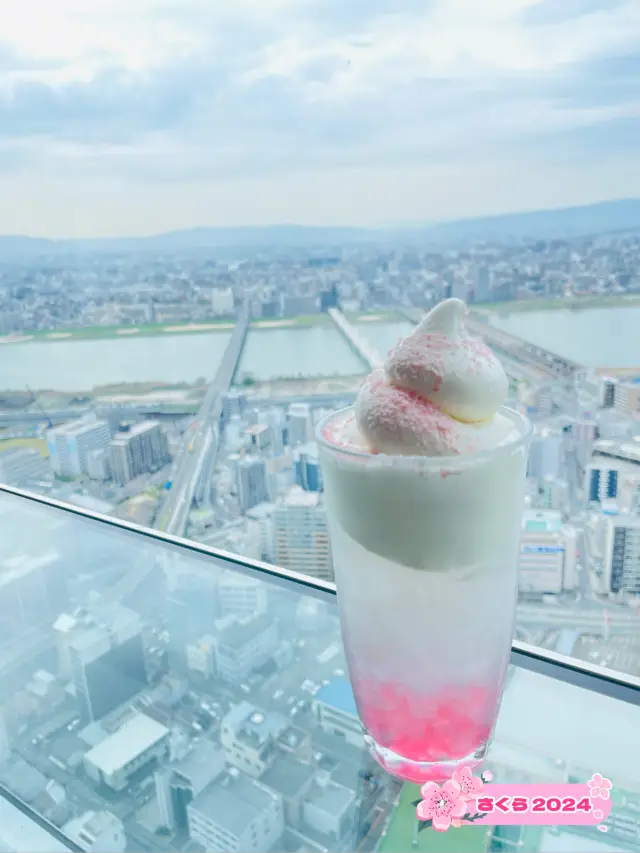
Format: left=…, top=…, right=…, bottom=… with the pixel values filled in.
left=294, top=443, right=323, bottom=492
left=236, top=456, right=270, bottom=512
left=603, top=517, right=640, bottom=595
left=274, top=487, right=333, bottom=582
left=222, top=390, right=247, bottom=426
left=614, top=380, right=640, bottom=417
left=287, top=404, right=312, bottom=447
left=187, top=774, right=284, bottom=853
left=85, top=448, right=110, bottom=481
left=246, top=503, right=277, bottom=563
left=0, top=447, right=49, bottom=486
left=586, top=439, right=640, bottom=508
left=156, top=741, right=225, bottom=830
left=108, top=421, right=170, bottom=485
left=46, top=418, right=111, bottom=479
left=518, top=510, right=577, bottom=595
left=474, top=265, right=492, bottom=303
left=65, top=603, right=148, bottom=721
left=218, top=570, right=267, bottom=618
left=258, top=409, right=285, bottom=456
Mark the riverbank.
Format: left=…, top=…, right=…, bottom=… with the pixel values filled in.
left=0, top=311, right=402, bottom=347
left=475, top=293, right=640, bottom=316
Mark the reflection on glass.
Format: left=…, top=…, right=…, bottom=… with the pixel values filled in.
left=0, top=490, right=638, bottom=853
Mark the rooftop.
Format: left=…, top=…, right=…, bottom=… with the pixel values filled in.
left=522, top=509, right=564, bottom=533
left=223, top=701, right=287, bottom=745
left=305, top=778, right=354, bottom=816
left=48, top=418, right=107, bottom=437
left=189, top=775, right=277, bottom=838
left=315, top=678, right=358, bottom=717
left=261, top=756, right=315, bottom=798
left=217, top=613, right=273, bottom=648
left=84, top=713, right=169, bottom=776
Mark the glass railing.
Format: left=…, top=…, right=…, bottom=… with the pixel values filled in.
left=0, top=483, right=639, bottom=853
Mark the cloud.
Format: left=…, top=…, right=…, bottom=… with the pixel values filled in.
left=0, top=0, right=638, bottom=234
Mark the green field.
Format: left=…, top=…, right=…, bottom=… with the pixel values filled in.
left=0, top=437, right=49, bottom=457
left=377, top=784, right=490, bottom=853
left=475, top=293, right=640, bottom=316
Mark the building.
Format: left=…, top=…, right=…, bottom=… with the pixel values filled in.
left=539, top=475, right=569, bottom=512
left=568, top=418, right=599, bottom=463
left=0, top=447, right=49, bottom=486
left=602, top=517, right=640, bottom=596
left=302, top=774, right=355, bottom=846
left=245, top=424, right=272, bottom=454
left=0, top=551, right=66, bottom=644
left=518, top=510, right=577, bottom=595
left=236, top=456, right=271, bottom=512
left=586, top=439, right=640, bottom=507
left=614, top=379, right=640, bottom=417
left=474, top=265, right=492, bottom=303
left=155, top=741, right=225, bottom=830
left=283, top=294, right=319, bottom=316
left=258, top=409, right=285, bottom=456
left=275, top=487, right=333, bottom=582
left=65, top=603, right=148, bottom=722
left=85, top=448, right=109, bottom=481
left=245, top=503, right=277, bottom=563
left=186, top=634, right=216, bottom=678
left=222, top=389, right=247, bottom=425
left=287, top=404, right=312, bottom=447
left=314, top=679, right=364, bottom=748
left=261, top=757, right=315, bottom=827
left=62, top=811, right=126, bottom=853
left=527, top=429, right=563, bottom=481
left=211, top=287, right=235, bottom=316
left=108, top=421, right=170, bottom=485
left=188, top=774, right=284, bottom=853
left=214, top=614, right=279, bottom=684
left=220, top=701, right=287, bottom=777
left=46, top=419, right=111, bottom=478
left=84, top=713, right=170, bottom=791
left=218, top=570, right=267, bottom=619
left=294, top=444, right=323, bottom=492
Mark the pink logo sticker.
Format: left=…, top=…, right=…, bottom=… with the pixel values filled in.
left=414, top=770, right=614, bottom=834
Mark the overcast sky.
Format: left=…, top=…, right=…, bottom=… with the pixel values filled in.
left=0, top=0, right=639, bottom=237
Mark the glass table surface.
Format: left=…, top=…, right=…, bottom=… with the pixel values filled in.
left=0, top=486, right=638, bottom=853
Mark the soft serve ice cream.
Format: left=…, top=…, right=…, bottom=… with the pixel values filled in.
left=329, top=298, right=515, bottom=458
left=319, top=299, right=528, bottom=571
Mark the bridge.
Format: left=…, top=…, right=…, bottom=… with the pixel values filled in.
left=156, top=307, right=250, bottom=537
left=328, top=308, right=383, bottom=370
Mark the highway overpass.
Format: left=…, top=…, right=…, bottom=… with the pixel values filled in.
left=157, top=307, right=249, bottom=537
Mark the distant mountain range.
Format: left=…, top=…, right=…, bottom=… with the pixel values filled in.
left=2, top=199, right=640, bottom=255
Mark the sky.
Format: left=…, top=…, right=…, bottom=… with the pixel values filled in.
left=0, top=0, right=639, bottom=237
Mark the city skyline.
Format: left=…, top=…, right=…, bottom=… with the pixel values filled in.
left=0, top=0, right=639, bottom=236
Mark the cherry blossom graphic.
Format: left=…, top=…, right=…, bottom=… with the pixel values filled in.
left=588, top=773, right=613, bottom=800
left=592, top=809, right=604, bottom=820
left=452, top=766, right=484, bottom=800
left=417, top=781, right=467, bottom=832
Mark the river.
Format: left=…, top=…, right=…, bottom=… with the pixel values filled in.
left=1, top=307, right=638, bottom=392
left=491, top=306, right=640, bottom=368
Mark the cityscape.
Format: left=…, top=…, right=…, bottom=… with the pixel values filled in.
left=0, top=218, right=640, bottom=852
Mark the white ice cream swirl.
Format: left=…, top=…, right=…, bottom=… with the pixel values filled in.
left=355, top=299, right=511, bottom=456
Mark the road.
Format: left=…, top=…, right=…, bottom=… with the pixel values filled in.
left=157, top=307, right=249, bottom=537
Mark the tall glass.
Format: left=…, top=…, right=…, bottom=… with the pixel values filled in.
left=316, top=407, right=531, bottom=783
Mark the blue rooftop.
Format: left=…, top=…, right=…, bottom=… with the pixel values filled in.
left=315, top=678, right=359, bottom=717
